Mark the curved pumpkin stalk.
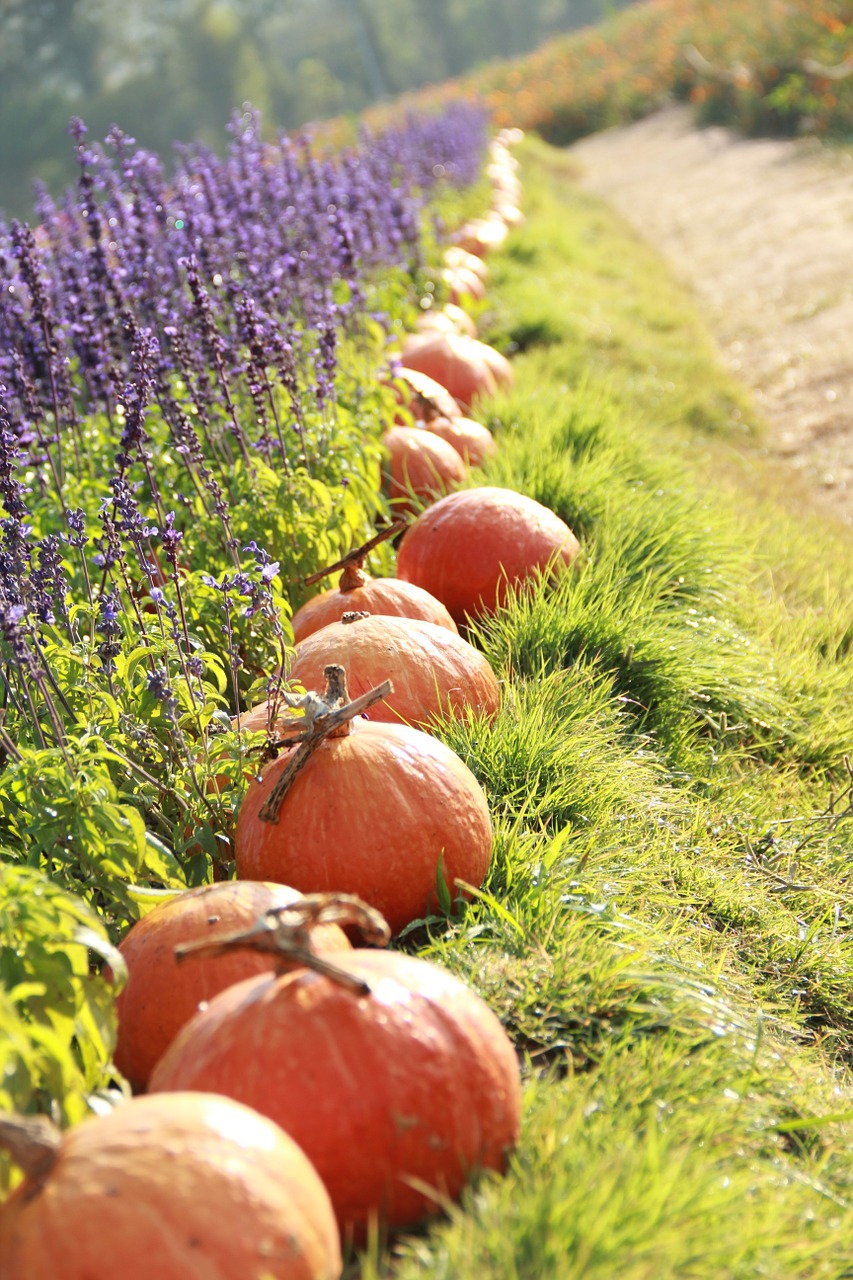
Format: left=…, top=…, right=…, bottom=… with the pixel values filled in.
left=301, top=517, right=408, bottom=588
left=258, top=664, right=392, bottom=823
left=0, top=1114, right=61, bottom=1180
left=175, top=891, right=391, bottom=995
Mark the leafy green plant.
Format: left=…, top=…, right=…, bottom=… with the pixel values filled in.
left=0, top=863, right=125, bottom=1189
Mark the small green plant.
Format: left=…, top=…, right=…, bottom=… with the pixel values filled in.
left=0, top=864, right=125, bottom=1182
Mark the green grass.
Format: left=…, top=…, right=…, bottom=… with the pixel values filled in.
left=360, top=136, right=853, bottom=1277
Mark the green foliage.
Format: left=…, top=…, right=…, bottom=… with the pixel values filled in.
left=0, top=739, right=188, bottom=932
left=0, top=864, right=124, bottom=1184
left=389, top=1038, right=853, bottom=1278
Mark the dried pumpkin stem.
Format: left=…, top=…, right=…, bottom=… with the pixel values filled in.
left=175, top=892, right=391, bottom=995
left=302, top=518, right=408, bottom=587
left=0, top=1114, right=62, bottom=1181
left=258, top=665, right=392, bottom=824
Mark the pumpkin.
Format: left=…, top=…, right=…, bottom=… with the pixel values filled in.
left=391, top=366, right=461, bottom=423
left=444, top=245, right=489, bottom=283
left=421, top=415, right=497, bottom=469
left=486, top=165, right=522, bottom=205
left=441, top=264, right=486, bottom=305
left=493, top=201, right=524, bottom=228
left=486, top=160, right=521, bottom=192
left=287, top=613, right=500, bottom=727
left=473, top=340, right=514, bottom=393
left=234, top=717, right=492, bottom=936
left=291, top=559, right=457, bottom=645
left=113, top=881, right=351, bottom=1092
left=415, top=302, right=478, bottom=340
left=454, top=215, right=509, bottom=258
left=400, top=331, right=512, bottom=407
left=0, top=1093, right=341, bottom=1280
left=383, top=426, right=467, bottom=513
left=149, top=951, right=522, bottom=1237
left=396, top=486, right=581, bottom=625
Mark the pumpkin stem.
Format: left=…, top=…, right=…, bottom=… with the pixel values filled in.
left=302, top=518, right=408, bottom=588
left=338, top=561, right=370, bottom=591
left=0, top=1114, right=62, bottom=1181
left=175, top=892, right=391, bottom=995
left=258, top=665, right=392, bottom=824
left=340, top=611, right=370, bottom=624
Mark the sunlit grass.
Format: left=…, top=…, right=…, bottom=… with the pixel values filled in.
left=365, top=136, right=853, bottom=1276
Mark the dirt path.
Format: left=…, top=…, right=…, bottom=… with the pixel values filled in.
left=570, top=105, right=853, bottom=525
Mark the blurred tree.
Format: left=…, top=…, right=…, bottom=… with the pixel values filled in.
left=0, top=0, right=637, bottom=219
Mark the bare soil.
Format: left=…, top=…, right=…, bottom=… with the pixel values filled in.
left=570, top=105, right=853, bottom=525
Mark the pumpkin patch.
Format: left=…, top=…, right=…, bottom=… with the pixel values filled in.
left=291, top=558, right=458, bottom=641
left=383, top=424, right=468, bottom=512
left=399, top=330, right=500, bottom=408
left=113, top=880, right=351, bottom=1092
left=421, top=414, right=497, bottom=468
left=391, top=365, right=462, bottom=423
left=149, top=951, right=522, bottom=1237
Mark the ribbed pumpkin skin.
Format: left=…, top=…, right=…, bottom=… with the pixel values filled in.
left=384, top=426, right=467, bottom=513
left=114, top=882, right=351, bottom=1092
left=400, top=332, right=498, bottom=409
left=287, top=615, right=501, bottom=727
left=397, top=487, right=581, bottom=625
left=234, top=720, right=492, bottom=935
left=0, top=1092, right=342, bottom=1280
left=149, top=953, right=522, bottom=1236
left=392, top=367, right=461, bottom=423
left=291, top=571, right=458, bottom=644
left=421, top=416, right=497, bottom=469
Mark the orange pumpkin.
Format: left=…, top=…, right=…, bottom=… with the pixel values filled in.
left=486, top=165, right=521, bottom=200
left=149, top=952, right=522, bottom=1238
left=0, top=1092, right=341, bottom=1279
left=236, top=699, right=292, bottom=736
left=383, top=425, right=467, bottom=513
left=454, top=215, right=509, bottom=257
left=493, top=201, right=524, bottom=227
left=234, top=718, right=492, bottom=935
left=397, top=486, right=581, bottom=625
left=441, top=265, right=486, bottom=305
left=400, top=331, right=510, bottom=408
left=291, top=557, right=457, bottom=645
left=391, top=366, right=461, bottom=423
left=421, top=415, right=497, bottom=469
left=472, top=341, right=513, bottom=393
left=444, top=245, right=489, bottom=282
left=287, top=613, right=500, bottom=727
left=113, top=881, right=351, bottom=1092
left=415, top=303, right=478, bottom=340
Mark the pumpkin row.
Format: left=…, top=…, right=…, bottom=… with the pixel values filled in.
left=0, top=891, right=522, bottom=1277
left=0, top=128, right=549, bottom=1280
left=383, top=129, right=522, bottom=512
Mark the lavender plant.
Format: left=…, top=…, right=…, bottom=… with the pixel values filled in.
left=0, top=100, right=490, bottom=945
